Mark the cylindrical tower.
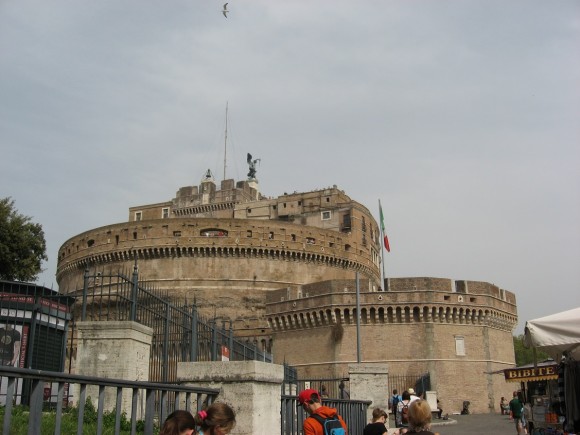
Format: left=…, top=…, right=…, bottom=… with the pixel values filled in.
left=267, top=277, right=518, bottom=414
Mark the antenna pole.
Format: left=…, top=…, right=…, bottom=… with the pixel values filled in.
left=223, top=102, right=228, bottom=180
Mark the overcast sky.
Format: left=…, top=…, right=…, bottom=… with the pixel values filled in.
left=1, top=1, right=578, bottom=334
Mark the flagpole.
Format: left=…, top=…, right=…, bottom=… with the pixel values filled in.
left=379, top=199, right=386, bottom=290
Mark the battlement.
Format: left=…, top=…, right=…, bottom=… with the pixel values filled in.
left=266, top=277, right=518, bottom=332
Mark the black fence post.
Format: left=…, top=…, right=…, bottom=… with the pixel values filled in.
left=190, top=305, right=198, bottom=362
left=163, top=303, right=170, bottom=383
left=130, top=261, right=138, bottom=322
left=228, top=321, right=234, bottom=361
left=211, top=321, right=218, bottom=361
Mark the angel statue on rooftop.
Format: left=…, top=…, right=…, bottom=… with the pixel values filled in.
left=247, top=153, right=260, bottom=179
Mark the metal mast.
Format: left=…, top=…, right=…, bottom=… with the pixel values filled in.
left=223, top=102, right=228, bottom=180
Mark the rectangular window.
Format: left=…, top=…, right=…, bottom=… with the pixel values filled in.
left=173, top=231, right=181, bottom=237
left=321, top=211, right=331, bottom=220
left=162, top=208, right=169, bottom=219
left=455, top=336, right=465, bottom=356
left=135, top=211, right=142, bottom=221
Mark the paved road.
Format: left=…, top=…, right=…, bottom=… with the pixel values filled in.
left=387, top=413, right=518, bottom=435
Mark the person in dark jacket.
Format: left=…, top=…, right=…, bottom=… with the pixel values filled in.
left=363, top=408, right=388, bottom=435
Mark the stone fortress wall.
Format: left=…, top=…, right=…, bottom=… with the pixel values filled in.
left=57, top=175, right=382, bottom=339
left=266, top=277, right=517, bottom=414
left=56, top=172, right=518, bottom=414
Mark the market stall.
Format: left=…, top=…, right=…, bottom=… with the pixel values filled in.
left=524, top=307, right=580, bottom=434
left=504, top=361, right=560, bottom=432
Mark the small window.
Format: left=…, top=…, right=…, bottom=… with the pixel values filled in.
left=326, top=197, right=330, bottom=202
left=306, top=237, right=315, bottom=245
left=173, top=231, right=181, bottom=237
left=87, top=239, right=95, bottom=247
left=268, top=232, right=274, bottom=239
left=133, top=232, right=138, bottom=240
left=135, top=211, right=142, bottom=221
left=321, top=211, right=331, bottom=220
left=248, top=208, right=252, bottom=213
left=247, top=230, right=252, bottom=238
left=298, top=201, right=302, bottom=206
left=291, top=234, right=296, bottom=241
left=273, top=205, right=277, bottom=210
left=162, top=208, right=169, bottom=219
left=201, top=229, right=228, bottom=237
left=455, top=336, right=465, bottom=356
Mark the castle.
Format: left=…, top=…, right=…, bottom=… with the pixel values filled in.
left=56, top=169, right=517, bottom=413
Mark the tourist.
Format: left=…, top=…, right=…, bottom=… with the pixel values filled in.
left=160, top=410, right=196, bottom=435
left=500, top=396, right=510, bottom=415
left=363, top=408, right=388, bottom=435
left=396, top=390, right=412, bottom=429
left=408, top=388, right=419, bottom=403
left=509, top=391, right=525, bottom=435
left=389, top=389, right=402, bottom=422
left=298, top=388, right=347, bottom=435
left=193, top=402, right=236, bottom=435
left=406, top=399, right=440, bottom=435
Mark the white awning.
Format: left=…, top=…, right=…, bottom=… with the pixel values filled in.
left=524, top=307, right=580, bottom=361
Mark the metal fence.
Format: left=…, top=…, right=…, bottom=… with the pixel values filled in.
left=75, top=265, right=272, bottom=383
left=388, top=373, right=431, bottom=396
left=0, top=365, right=219, bottom=435
left=280, top=375, right=369, bottom=435
left=281, top=394, right=370, bottom=435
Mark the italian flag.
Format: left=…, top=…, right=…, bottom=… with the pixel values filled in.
left=379, top=200, right=390, bottom=252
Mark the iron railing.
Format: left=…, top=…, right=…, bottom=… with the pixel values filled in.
left=281, top=394, right=370, bottom=435
left=388, top=373, right=431, bottom=396
left=0, top=365, right=219, bottom=435
left=74, top=266, right=272, bottom=384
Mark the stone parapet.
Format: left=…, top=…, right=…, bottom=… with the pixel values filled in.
left=348, top=363, right=390, bottom=426
left=74, top=321, right=153, bottom=416
left=266, top=280, right=517, bottom=333
left=177, top=361, right=284, bottom=435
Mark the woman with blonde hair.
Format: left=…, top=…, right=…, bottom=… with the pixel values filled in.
left=406, top=399, right=439, bottom=435
left=193, top=402, right=236, bottom=435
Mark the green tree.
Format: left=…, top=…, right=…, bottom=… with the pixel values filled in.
left=513, top=334, right=550, bottom=366
left=0, top=197, right=47, bottom=282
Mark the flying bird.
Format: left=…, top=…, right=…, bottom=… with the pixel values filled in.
left=222, top=3, right=229, bottom=18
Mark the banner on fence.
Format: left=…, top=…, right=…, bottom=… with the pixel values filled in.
left=221, top=345, right=230, bottom=361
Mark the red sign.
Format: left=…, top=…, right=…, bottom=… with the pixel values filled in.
left=221, top=346, right=230, bottom=361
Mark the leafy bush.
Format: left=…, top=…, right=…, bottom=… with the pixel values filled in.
left=0, top=399, right=156, bottom=435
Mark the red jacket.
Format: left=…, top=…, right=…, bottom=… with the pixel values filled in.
left=303, top=406, right=348, bottom=435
